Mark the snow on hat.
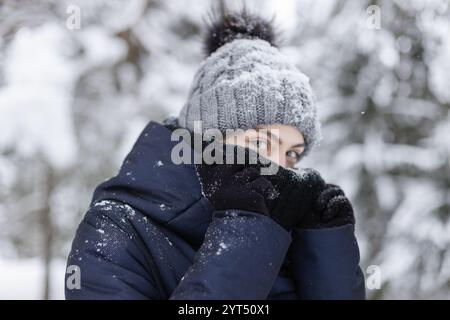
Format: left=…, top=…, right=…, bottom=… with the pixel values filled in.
left=178, top=8, right=322, bottom=157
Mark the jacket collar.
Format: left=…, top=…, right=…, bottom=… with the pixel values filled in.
left=91, top=120, right=213, bottom=246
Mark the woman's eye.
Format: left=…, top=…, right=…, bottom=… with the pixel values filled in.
left=250, top=139, right=268, bottom=150
left=286, top=150, right=301, bottom=161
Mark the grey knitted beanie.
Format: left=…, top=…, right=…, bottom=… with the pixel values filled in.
left=177, top=10, right=321, bottom=157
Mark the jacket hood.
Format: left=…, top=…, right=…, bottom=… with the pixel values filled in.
left=91, top=121, right=213, bottom=245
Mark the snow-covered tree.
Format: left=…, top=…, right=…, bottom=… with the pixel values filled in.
left=291, top=0, right=450, bottom=299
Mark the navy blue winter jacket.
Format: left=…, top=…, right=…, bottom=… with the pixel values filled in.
left=65, top=121, right=366, bottom=300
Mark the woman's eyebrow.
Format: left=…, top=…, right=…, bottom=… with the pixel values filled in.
left=256, top=128, right=282, bottom=144
left=291, top=143, right=306, bottom=148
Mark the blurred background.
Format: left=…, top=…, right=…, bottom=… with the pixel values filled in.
left=0, top=0, right=449, bottom=299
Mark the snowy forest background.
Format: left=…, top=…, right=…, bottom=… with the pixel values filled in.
left=0, top=0, right=449, bottom=299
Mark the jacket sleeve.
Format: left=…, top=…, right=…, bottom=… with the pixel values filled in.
left=169, top=209, right=292, bottom=300
left=290, top=224, right=366, bottom=300
left=65, top=203, right=163, bottom=300
left=66, top=204, right=292, bottom=300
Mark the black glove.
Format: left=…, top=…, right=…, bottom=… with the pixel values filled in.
left=312, top=183, right=355, bottom=228
left=265, top=167, right=327, bottom=230
left=267, top=166, right=355, bottom=230
left=195, top=143, right=277, bottom=216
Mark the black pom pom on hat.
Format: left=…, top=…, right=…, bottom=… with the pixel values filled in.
left=203, top=4, right=281, bottom=56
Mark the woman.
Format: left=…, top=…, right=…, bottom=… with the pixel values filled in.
left=65, top=9, right=365, bottom=300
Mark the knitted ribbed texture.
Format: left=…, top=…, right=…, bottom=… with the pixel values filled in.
left=178, top=38, right=321, bottom=156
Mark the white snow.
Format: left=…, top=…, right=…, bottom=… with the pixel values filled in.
left=215, top=242, right=229, bottom=255
left=0, top=258, right=66, bottom=300
left=0, top=23, right=78, bottom=169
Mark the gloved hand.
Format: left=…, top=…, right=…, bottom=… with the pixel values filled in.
left=312, top=183, right=355, bottom=228
left=265, top=167, right=327, bottom=230
left=195, top=142, right=356, bottom=230
left=267, top=166, right=355, bottom=230
left=195, top=143, right=278, bottom=216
